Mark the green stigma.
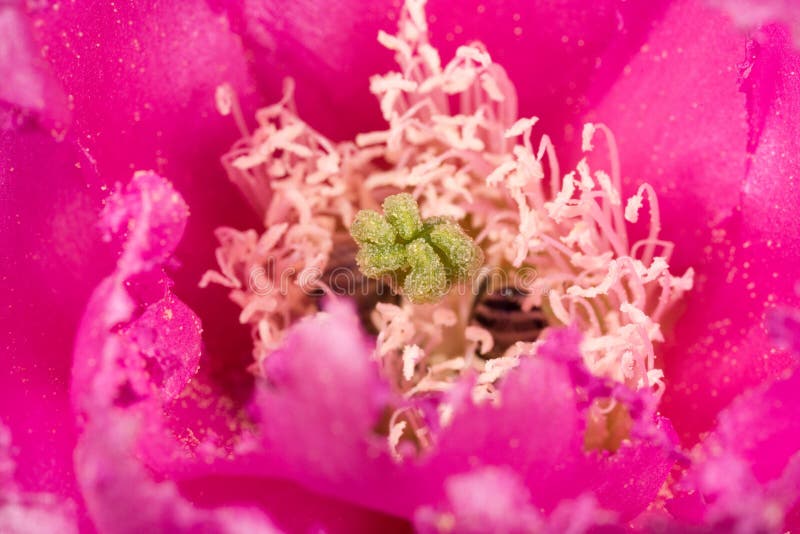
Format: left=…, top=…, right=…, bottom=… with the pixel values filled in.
left=350, top=193, right=483, bottom=303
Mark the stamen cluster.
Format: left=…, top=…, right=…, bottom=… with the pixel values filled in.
left=204, top=0, right=693, bottom=456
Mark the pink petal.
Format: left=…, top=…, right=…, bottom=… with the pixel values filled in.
left=72, top=171, right=198, bottom=414
left=415, top=467, right=622, bottom=534
left=767, top=305, right=800, bottom=356
left=672, top=368, right=800, bottom=531
left=659, top=24, right=800, bottom=442
left=24, top=1, right=267, bottom=347
left=179, top=475, right=411, bottom=533
left=427, top=329, right=677, bottom=521
left=252, top=321, right=676, bottom=522
left=586, top=0, right=749, bottom=267
left=254, top=298, right=393, bottom=485
left=69, top=174, right=234, bottom=530
left=70, top=175, right=261, bottom=498
left=414, top=467, right=545, bottom=533
left=220, top=0, right=668, bottom=142
left=0, top=4, right=66, bottom=124
left=76, top=416, right=279, bottom=534
left=26, top=0, right=253, bottom=183
left=587, top=0, right=800, bottom=443
left=0, top=424, right=77, bottom=534
left=73, top=170, right=408, bottom=533
left=711, top=0, right=800, bottom=44
left=70, top=172, right=243, bottom=478
left=0, top=122, right=110, bottom=514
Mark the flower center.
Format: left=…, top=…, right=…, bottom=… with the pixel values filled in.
left=202, top=0, right=693, bottom=457
left=351, top=193, right=483, bottom=303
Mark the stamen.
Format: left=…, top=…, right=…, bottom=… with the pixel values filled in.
left=215, top=83, right=250, bottom=140
left=205, top=0, right=693, bottom=455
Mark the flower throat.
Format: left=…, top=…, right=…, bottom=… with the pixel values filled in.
left=202, top=0, right=693, bottom=455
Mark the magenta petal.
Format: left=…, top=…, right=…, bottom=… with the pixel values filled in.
left=768, top=305, right=800, bottom=356
left=1, top=3, right=114, bottom=507
left=255, top=298, right=392, bottom=484
left=76, top=417, right=279, bottom=534
left=711, top=0, right=800, bottom=43
left=587, top=0, right=749, bottom=267
left=253, top=322, right=676, bottom=522
left=70, top=172, right=244, bottom=475
left=220, top=0, right=667, bottom=141
left=415, top=467, right=624, bottom=534
left=0, top=4, right=66, bottom=124
left=73, top=173, right=409, bottom=532
left=72, top=172, right=198, bottom=414
left=27, top=0, right=253, bottom=181
left=659, top=24, right=800, bottom=442
left=25, top=0, right=264, bottom=284
left=427, top=329, right=677, bottom=521
left=0, top=126, right=112, bottom=513
left=414, top=467, right=545, bottom=533
left=179, top=475, right=412, bottom=534
left=0, top=425, right=77, bottom=534
left=71, top=173, right=282, bottom=531
left=589, top=0, right=800, bottom=442
left=738, top=26, right=800, bottom=253
left=673, top=368, right=800, bottom=531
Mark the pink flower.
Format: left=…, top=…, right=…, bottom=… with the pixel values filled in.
left=2, top=0, right=799, bottom=532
